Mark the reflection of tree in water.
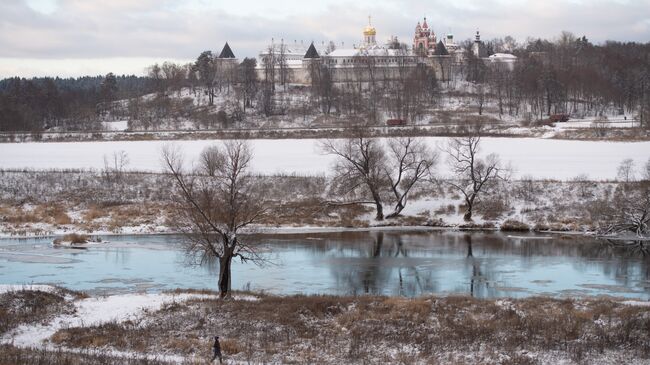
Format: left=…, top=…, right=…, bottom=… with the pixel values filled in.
left=605, top=239, right=650, bottom=257
left=101, top=247, right=131, bottom=266
left=333, top=232, right=436, bottom=297
left=243, top=232, right=650, bottom=298
left=464, top=234, right=490, bottom=298
left=465, top=234, right=480, bottom=297
left=603, top=239, right=650, bottom=283
left=463, top=234, right=512, bottom=298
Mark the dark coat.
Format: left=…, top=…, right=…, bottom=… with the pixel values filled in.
left=213, top=338, right=222, bottom=354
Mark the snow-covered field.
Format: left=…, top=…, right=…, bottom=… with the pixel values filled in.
left=1, top=137, right=649, bottom=180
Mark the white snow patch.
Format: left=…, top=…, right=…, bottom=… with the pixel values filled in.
left=102, top=121, right=129, bottom=131
left=622, top=300, right=650, bottom=307
left=0, top=284, right=59, bottom=294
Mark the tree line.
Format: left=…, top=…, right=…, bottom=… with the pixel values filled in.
left=0, top=74, right=155, bottom=132
left=473, top=33, right=650, bottom=127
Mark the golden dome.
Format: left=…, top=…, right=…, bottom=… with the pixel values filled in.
left=363, top=16, right=376, bottom=36
left=363, top=26, right=376, bottom=36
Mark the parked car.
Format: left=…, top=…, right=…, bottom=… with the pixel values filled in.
left=386, top=119, right=406, bottom=126
left=549, top=114, right=570, bottom=123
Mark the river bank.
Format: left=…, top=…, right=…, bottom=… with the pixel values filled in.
left=1, top=285, right=649, bottom=365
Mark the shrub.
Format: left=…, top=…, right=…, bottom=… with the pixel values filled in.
left=61, top=233, right=89, bottom=244
left=500, top=219, right=531, bottom=232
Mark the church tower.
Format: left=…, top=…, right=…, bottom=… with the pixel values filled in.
left=472, top=30, right=487, bottom=58
left=413, top=17, right=436, bottom=56
left=363, top=16, right=377, bottom=48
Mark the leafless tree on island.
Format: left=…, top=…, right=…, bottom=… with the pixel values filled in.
left=444, top=134, right=507, bottom=221
left=321, top=131, right=387, bottom=220
left=322, top=133, right=437, bottom=220
left=162, top=141, right=270, bottom=297
left=384, top=137, right=438, bottom=218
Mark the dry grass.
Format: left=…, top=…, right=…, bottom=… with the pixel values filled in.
left=264, top=198, right=373, bottom=228
left=2, top=206, right=40, bottom=224
left=0, top=344, right=176, bottom=365
left=53, top=233, right=89, bottom=244
left=34, top=205, right=72, bottom=225
left=83, top=206, right=106, bottom=221
left=0, top=204, right=71, bottom=226
left=500, top=219, right=531, bottom=232
left=49, top=294, right=650, bottom=364
left=0, top=289, right=77, bottom=335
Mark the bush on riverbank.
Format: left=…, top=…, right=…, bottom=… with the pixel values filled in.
left=57, top=233, right=90, bottom=244
left=500, top=219, right=531, bottom=232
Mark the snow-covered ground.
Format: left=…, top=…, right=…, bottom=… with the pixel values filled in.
left=0, top=284, right=62, bottom=294
left=1, top=137, right=649, bottom=180
left=2, top=285, right=647, bottom=365
left=101, top=120, right=129, bottom=131
left=0, top=285, right=264, bottom=363
left=0, top=285, right=221, bottom=363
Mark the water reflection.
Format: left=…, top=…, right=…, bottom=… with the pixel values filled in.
left=0, top=232, right=649, bottom=299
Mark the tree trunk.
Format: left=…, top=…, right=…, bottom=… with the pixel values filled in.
left=464, top=195, right=476, bottom=221
left=218, top=253, right=233, bottom=298
left=375, top=201, right=384, bottom=220
left=386, top=201, right=405, bottom=219
left=370, top=189, right=384, bottom=220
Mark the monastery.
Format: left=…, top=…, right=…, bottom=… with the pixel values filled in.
left=217, top=18, right=516, bottom=85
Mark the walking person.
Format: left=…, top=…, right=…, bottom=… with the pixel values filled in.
left=211, top=336, right=223, bottom=364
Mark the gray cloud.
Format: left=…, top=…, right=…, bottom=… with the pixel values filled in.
left=0, top=0, right=648, bottom=77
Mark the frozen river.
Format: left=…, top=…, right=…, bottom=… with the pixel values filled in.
left=1, top=231, right=648, bottom=299
left=1, top=137, right=649, bottom=179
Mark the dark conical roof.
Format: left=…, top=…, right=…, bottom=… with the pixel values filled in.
left=218, top=42, right=236, bottom=59
left=434, top=41, right=449, bottom=56
left=304, top=42, right=320, bottom=59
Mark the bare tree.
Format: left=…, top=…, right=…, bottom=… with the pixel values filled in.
left=102, top=150, right=129, bottom=183
left=617, top=158, right=636, bottom=182
left=199, top=145, right=225, bottom=177
left=444, top=135, right=506, bottom=221
left=277, top=40, right=290, bottom=88
left=263, top=44, right=276, bottom=91
left=602, top=184, right=650, bottom=237
left=161, top=62, right=187, bottom=96
left=475, top=84, right=487, bottom=116
left=146, top=63, right=164, bottom=96
left=321, top=132, right=387, bottom=220
left=195, top=51, right=217, bottom=106
left=237, top=58, right=258, bottom=113
left=162, top=141, right=269, bottom=297
left=591, top=116, right=609, bottom=137
left=384, top=137, right=438, bottom=218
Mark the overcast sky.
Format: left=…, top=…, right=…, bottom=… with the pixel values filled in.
left=1, top=0, right=649, bottom=78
